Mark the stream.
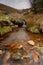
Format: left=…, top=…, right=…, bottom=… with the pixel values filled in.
left=0, top=27, right=43, bottom=65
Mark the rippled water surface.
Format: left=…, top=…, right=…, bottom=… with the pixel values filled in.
left=0, top=28, right=43, bottom=65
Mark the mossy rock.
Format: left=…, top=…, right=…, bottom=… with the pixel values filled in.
left=0, top=26, right=12, bottom=36
left=27, top=25, right=40, bottom=33
left=0, top=15, right=10, bottom=21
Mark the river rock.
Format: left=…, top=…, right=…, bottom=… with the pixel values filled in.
left=21, top=55, right=30, bottom=59
left=18, top=45, right=23, bottom=49
left=27, top=40, right=35, bottom=46
left=12, top=53, right=22, bottom=60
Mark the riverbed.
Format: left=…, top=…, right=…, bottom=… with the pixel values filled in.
left=0, top=27, right=43, bottom=65
left=1, top=27, right=43, bottom=44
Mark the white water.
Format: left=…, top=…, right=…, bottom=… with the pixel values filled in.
left=0, top=0, right=31, bottom=9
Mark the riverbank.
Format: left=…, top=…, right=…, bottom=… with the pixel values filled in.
left=0, top=27, right=43, bottom=65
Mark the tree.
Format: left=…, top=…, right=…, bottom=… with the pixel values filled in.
left=31, top=0, right=43, bottom=13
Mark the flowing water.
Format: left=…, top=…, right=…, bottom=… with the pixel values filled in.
left=1, top=28, right=29, bottom=44
left=0, top=27, right=43, bottom=65
left=1, top=27, right=43, bottom=44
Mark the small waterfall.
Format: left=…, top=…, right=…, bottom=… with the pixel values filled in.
left=22, top=21, right=26, bottom=28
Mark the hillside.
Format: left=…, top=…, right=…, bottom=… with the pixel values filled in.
left=0, top=3, right=19, bottom=13
left=0, top=3, right=43, bottom=29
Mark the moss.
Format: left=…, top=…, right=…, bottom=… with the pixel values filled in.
left=0, top=15, right=10, bottom=21
left=27, top=25, right=40, bottom=33
left=0, top=26, right=12, bottom=36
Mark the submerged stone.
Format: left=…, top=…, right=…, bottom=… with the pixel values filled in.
left=12, top=53, right=22, bottom=60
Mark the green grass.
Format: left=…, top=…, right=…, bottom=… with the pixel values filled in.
left=37, top=17, right=43, bottom=23
left=0, top=26, right=12, bottom=35
left=0, top=15, right=10, bottom=21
